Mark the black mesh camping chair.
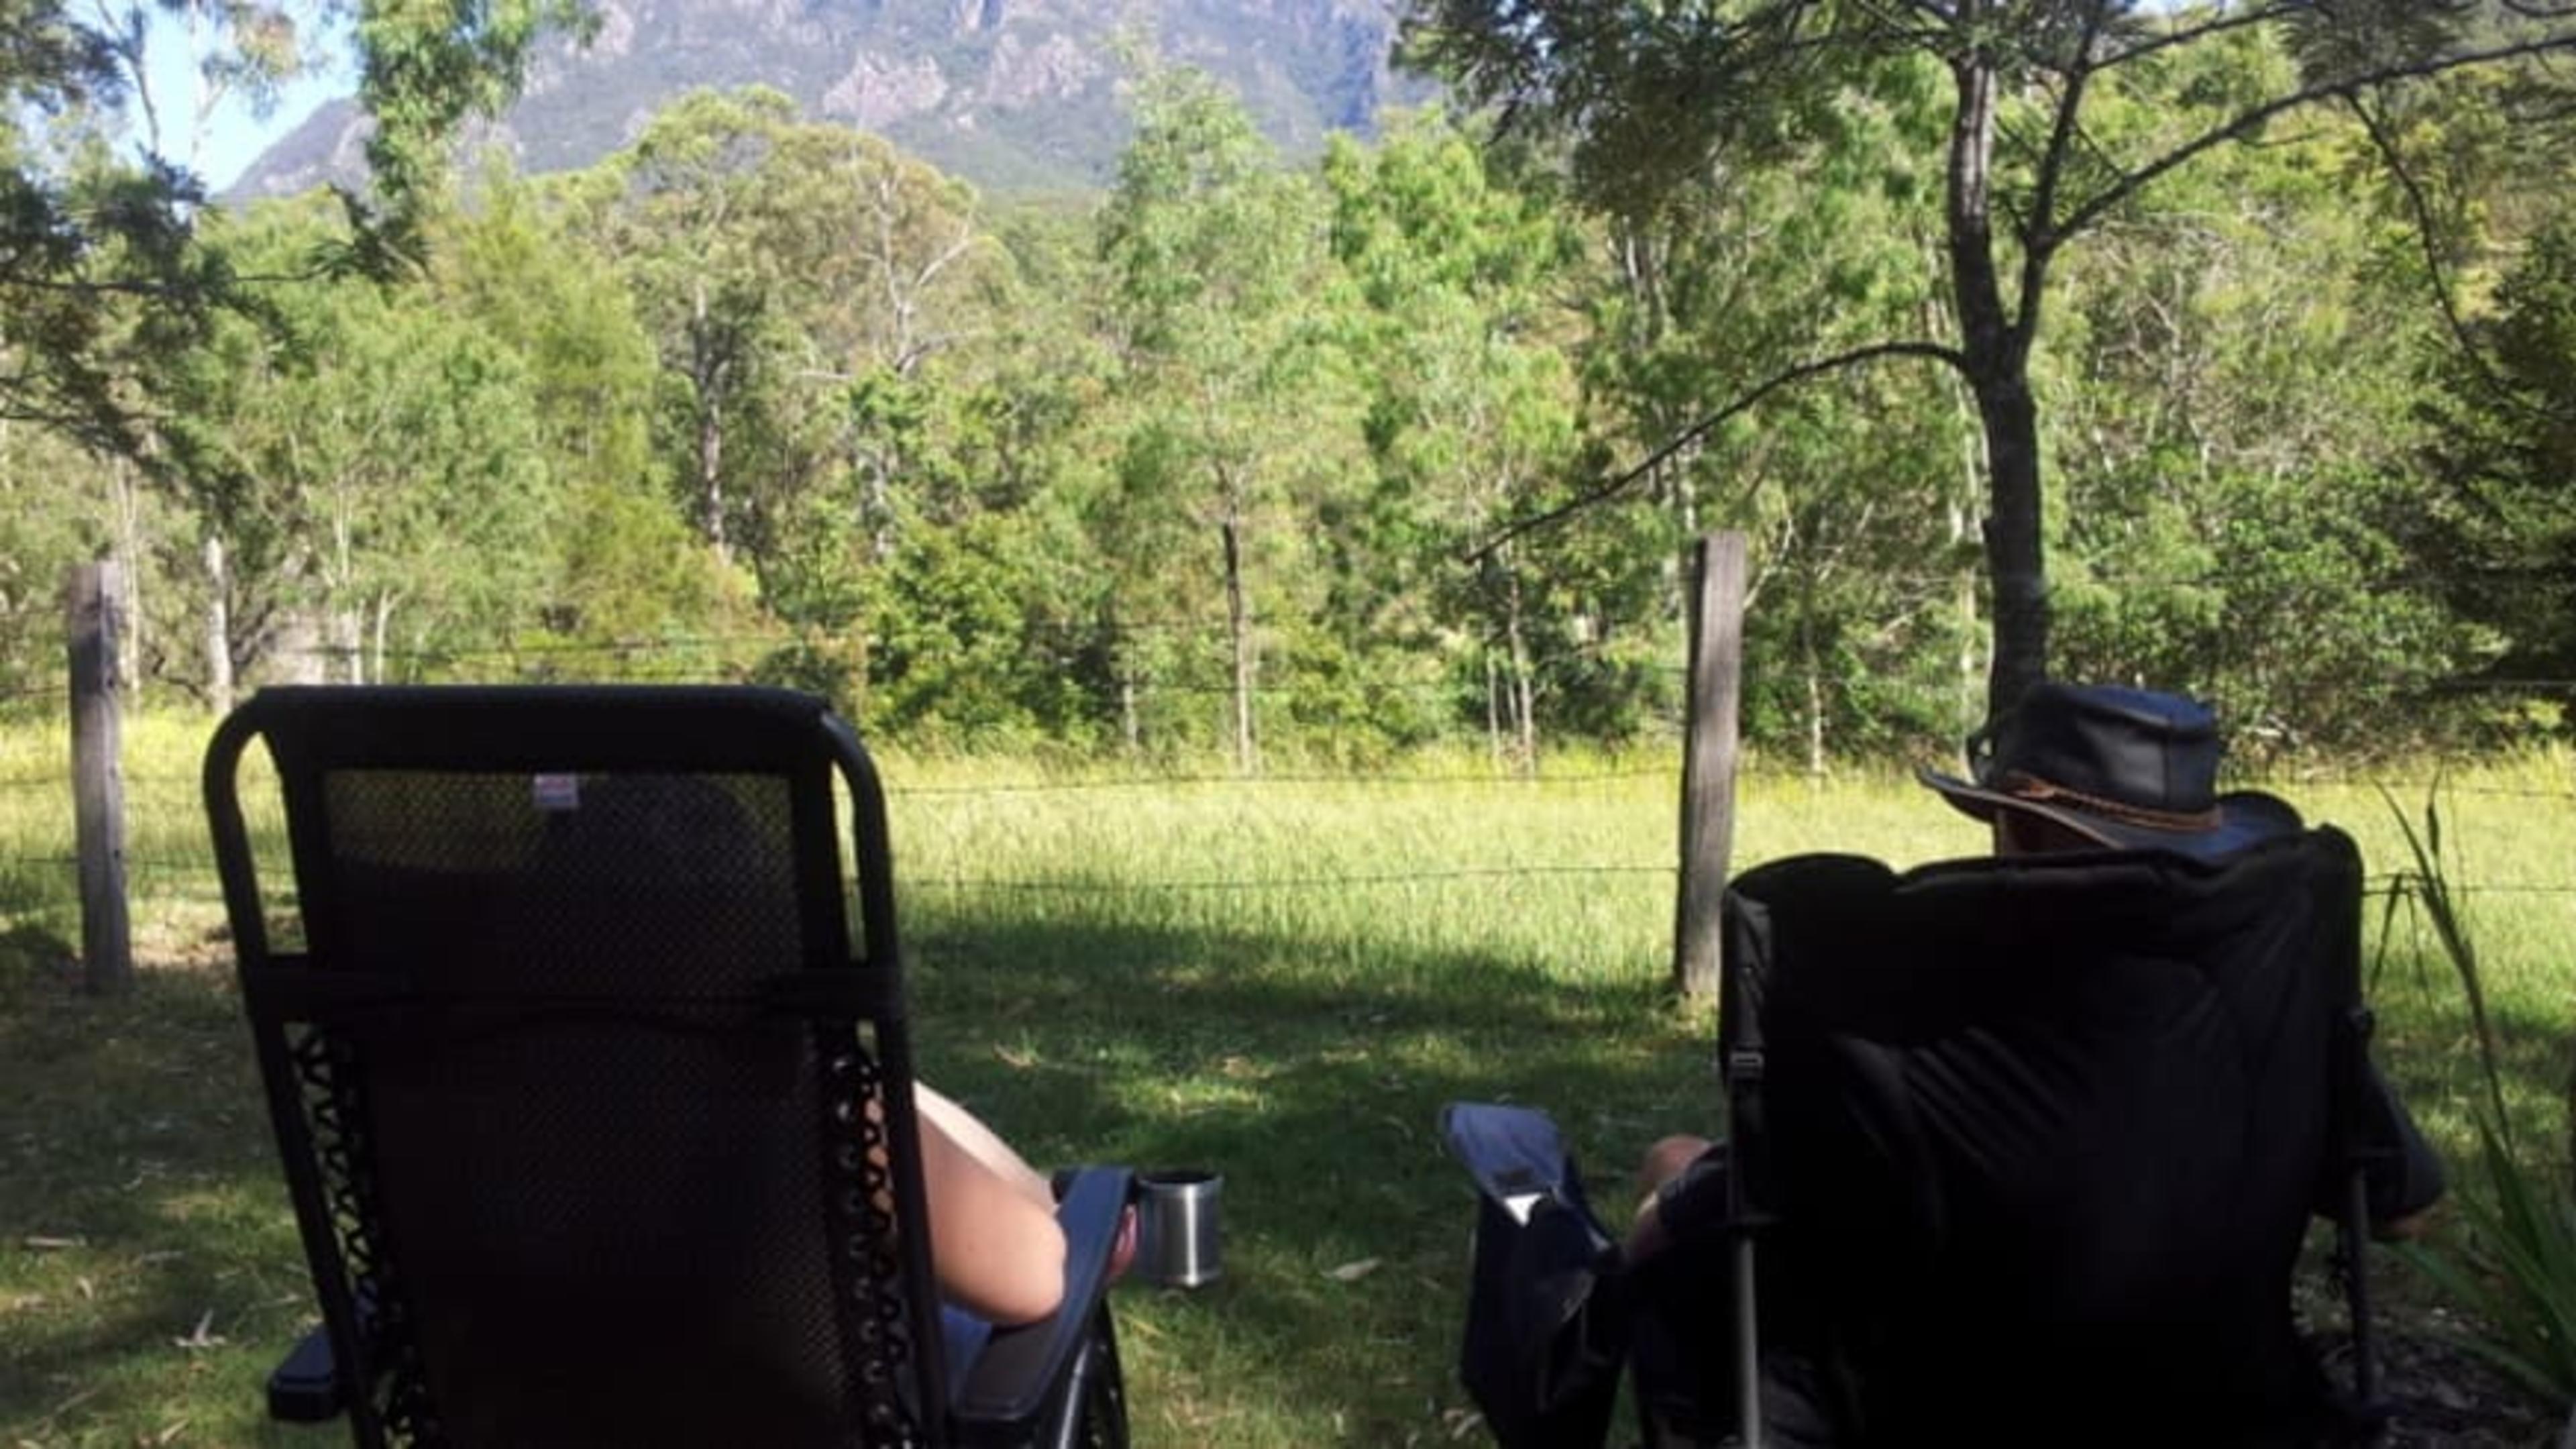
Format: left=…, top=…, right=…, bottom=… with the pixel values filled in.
left=1660, top=827, right=2387, bottom=1448
left=204, top=685, right=1132, bottom=1448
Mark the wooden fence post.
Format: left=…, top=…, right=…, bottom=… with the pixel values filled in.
left=1671, top=533, right=1747, bottom=1002
left=68, top=560, right=133, bottom=994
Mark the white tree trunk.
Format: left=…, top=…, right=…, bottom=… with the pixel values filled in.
left=202, top=534, right=233, bottom=715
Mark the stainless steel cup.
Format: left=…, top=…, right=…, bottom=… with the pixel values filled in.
left=1133, top=1169, right=1222, bottom=1289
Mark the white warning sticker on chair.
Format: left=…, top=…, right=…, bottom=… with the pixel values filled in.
left=532, top=773, right=582, bottom=811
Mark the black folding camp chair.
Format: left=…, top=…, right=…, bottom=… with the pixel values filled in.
left=205, top=685, right=1131, bottom=1448
left=1673, top=828, right=2390, bottom=1448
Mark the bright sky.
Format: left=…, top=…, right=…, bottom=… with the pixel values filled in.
left=136, top=9, right=354, bottom=191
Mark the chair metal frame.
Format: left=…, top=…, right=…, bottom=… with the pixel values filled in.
left=205, top=684, right=1128, bottom=1448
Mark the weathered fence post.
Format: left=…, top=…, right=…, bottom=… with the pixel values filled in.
left=1670, top=532, right=1747, bottom=1002
left=68, top=560, right=133, bottom=994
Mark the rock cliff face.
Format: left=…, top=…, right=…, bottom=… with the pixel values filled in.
left=230, top=0, right=1427, bottom=200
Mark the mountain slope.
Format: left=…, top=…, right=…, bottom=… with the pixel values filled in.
left=231, top=0, right=1428, bottom=199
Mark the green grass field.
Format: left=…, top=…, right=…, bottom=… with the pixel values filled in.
left=3, top=714, right=2572, bottom=1446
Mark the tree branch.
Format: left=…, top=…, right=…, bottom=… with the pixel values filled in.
left=2340, top=90, right=2522, bottom=412
left=2014, top=0, right=2112, bottom=347
left=2055, top=31, right=2576, bottom=247
left=1462, top=339, right=1968, bottom=563
left=2093, top=3, right=2312, bottom=74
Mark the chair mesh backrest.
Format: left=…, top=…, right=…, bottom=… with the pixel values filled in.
left=1725, top=829, right=2361, bottom=1441
left=211, top=689, right=938, bottom=1448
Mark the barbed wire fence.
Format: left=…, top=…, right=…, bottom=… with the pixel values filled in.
left=9, top=555, right=2576, bottom=989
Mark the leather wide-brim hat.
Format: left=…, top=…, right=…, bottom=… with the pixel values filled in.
left=1916, top=682, right=2302, bottom=859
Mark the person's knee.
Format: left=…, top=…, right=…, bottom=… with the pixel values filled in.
left=1639, top=1134, right=1715, bottom=1193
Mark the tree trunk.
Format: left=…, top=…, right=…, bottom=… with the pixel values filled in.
left=1503, top=567, right=1536, bottom=771
left=111, top=458, right=142, bottom=703
left=1485, top=653, right=1504, bottom=768
left=1803, top=611, right=1826, bottom=779
left=203, top=533, right=233, bottom=716
left=333, top=610, right=364, bottom=684
left=698, top=398, right=727, bottom=564
left=692, top=281, right=731, bottom=565
left=1219, top=498, right=1256, bottom=775
left=1931, top=266, right=1990, bottom=735
left=372, top=593, right=394, bottom=685
left=1946, top=51, right=2049, bottom=720
left=1977, top=378, right=2048, bottom=717
left=1954, top=533, right=1980, bottom=730
left=865, top=447, right=896, bottom=564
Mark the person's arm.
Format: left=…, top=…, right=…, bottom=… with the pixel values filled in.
left=913, top=1085, right=1067, bottom=1325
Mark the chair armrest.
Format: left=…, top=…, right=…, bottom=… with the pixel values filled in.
left=953, top=1164, right=1133, bottom=1434
left=268, top=1324, right=345, bottom=1422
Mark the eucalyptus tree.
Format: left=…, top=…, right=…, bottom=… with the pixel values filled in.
left=1098, top=69, right=1362, bottom=769
left=2, top=0, right=578, bottom=707
left=436, top=170, right=752, bottom=668
left=1407, top=0, right=2576, bottom=716
left=1561, top=62, right=1981, bottom=757
left=758, top=124, right=998, bottom=583
left=569, top=88, right=808, bottom=567
left=570, top=89, right=1008, bottom=667
left=826, top=201, right=1119, bottom=746
left=1323, top=112, right=1589, bottom=761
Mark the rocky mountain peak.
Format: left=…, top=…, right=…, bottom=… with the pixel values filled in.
left=230, top=0, right=1429, bottom=201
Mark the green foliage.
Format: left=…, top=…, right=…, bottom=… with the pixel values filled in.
left=152, top=197, right=577, bottom=684
left=2419, top=203, right=2576, bottom=680
left=14, top=30, right=2576, bottom=763
left=2402, top=1120, right=2576, bottom=1407
left=1096, top=68, right=1366, bottom=762
left=1403, top=0, right=2576, bottom=716
left=1, top=0, right=571, bottom=464
left=352, top=0, right=592, bottom=217
left=2043, top=102, right=2476, bottom=751
left=0, top=421, right=113, bottom=706
left=1322, top=110, right=1595, bottom=755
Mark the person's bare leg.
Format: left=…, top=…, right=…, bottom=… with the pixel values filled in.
left=913, top=1082, right=1055, bottom=1209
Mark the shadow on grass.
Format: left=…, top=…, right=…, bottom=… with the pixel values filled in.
left=2370, top=945, right=2574, bottom=1165
left=0, top=957, right=327, bottom=1446
left=1, top=900, right=1705, bottom=1447
left=17, top=892, right=2533, bottom=1445
left=904, top=906, right=1706, bottom=1444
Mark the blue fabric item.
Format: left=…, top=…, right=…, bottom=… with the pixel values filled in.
left=1440, top=1103, right=1627, bottom=1449
left=941, top=1304, right=993, bottom=1393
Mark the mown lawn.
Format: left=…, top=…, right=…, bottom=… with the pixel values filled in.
left=2, top=714, right=2571, bottom=1446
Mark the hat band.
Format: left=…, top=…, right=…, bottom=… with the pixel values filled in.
left=1995, top=770, right=2222, bottom=834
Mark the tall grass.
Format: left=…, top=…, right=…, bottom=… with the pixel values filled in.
left=3, top=714, right=2575, bottom=1444
left=2379, top=784, right=2576, bottom=1426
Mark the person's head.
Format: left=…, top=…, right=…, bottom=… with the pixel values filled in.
left=1917, top=682, right=2301, bottom=860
